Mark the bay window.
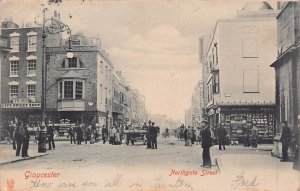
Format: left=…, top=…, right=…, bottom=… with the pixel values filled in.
left=58, top=79, right=85, bottom=99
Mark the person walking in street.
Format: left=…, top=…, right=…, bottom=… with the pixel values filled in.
left=20, top=123, right=30, bottom=158
left=201, top=120, right=212, bottom=168
left=187, top=126, right=193, bottom=146
left=102, top=125, right=108, bottom=144
left=69, top=126, right=76, bottom=144
left=47, top=123, right=55, bottom=150
left=14, top=122, right=22, bottom=156
left=76, top=124, right=83, bottom=145
left=150, top=122, right=158, bottom=149
left=10, top=121, right=17, bottom=150
left=146, top=121, right=152, bottom=149
left=250, top=125, right=258, bottom=148
left=195, top=127, right=201, bottom=145
left=184, top=126, right=188, bottom=146
left=280, top=121, right=292, bottom=162
left=217, top=124, right=227, bottom=150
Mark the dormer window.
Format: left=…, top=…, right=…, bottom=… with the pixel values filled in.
left=61, top=57, right=84, bottom=69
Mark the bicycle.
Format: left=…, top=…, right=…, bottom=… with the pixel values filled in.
left=0, top=129, right=13, bottom=144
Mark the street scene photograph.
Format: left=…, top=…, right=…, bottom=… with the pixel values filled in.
left=0, top=0, right=299, bottom=190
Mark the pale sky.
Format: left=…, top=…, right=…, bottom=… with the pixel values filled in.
left=0, top=0, right=278, bottom=121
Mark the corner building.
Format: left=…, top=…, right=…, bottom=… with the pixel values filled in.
left=204, top=2, right=279, bottom=143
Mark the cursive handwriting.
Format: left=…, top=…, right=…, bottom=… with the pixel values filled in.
left=169, top=176, right=194, bottom=190
left=105, top=174, right=122, bottom=187
left=231, top=172, right=259, bottom=189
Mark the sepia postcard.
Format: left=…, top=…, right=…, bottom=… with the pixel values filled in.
left=0, top=0, right=299, bottom=190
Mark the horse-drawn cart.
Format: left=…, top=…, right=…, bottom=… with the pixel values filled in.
left=124, top=127, right=147, bottom=145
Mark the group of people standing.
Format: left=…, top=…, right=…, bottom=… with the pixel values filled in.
left=143, top=121, right=160, bottom=149
left=11, top=121, right=30, bottom=158
left=68, top=123, right=101, bottom=145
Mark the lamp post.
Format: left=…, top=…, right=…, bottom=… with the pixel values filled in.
left=39, top=6, right=73, bottom=152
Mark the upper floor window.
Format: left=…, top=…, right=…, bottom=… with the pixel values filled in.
left=27, top=85, right=36, bottom=99
left=213, top=72, right=219, bottom=94
left=10, top=61, right=19, bottom=76
left=58, top=80, right=85, bottom=100
left=61, top=57, right=84, bottom=69
left=27, top=60, right=36, bottom=76
left=9, top=85, right=18, bottom=100
left=28, top=36, right=37, bottom=51
left=10, top=37, right=19, bottom=52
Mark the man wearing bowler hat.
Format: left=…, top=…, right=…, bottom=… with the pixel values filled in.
left=201, top=119, right=212, bottom=168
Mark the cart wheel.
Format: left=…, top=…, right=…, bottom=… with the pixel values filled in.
left=131, top=140, right=134, bottom=145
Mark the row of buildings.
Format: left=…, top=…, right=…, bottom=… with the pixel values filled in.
left=0, top=11, right=149, bottom=129
left=188, top=1, right=299, bottom=158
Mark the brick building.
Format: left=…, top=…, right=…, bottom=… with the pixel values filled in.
left=0, top=17, right=61, bottom=126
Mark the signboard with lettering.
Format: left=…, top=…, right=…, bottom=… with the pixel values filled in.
left=1, top=103, right=41, bottom=108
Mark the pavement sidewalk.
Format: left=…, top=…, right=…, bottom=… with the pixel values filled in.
left=215, top=145, right=299, bottom=191
left=0, top=142, right=49, bottom=166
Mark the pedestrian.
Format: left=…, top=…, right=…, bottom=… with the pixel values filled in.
left=195, top=127, right=201, bottom=145
left=47, top=123, right=55, bottom=150
left=184, top=127, right=188, bottom=146
left=187, top=126, right=193, bottom=146
left=146, top=120, right=152, bottom=149
left=10, top=121, right=17, bottom=150
left=217, top=124, right=227, bottom=150
left=76, top=124, right=83, bottom=145
left=19, top=123, right=30, bottom=158
left=69, top=126, right=76, bottom=144
left=250, top=125, right=258, bottom=148
left=201, top=120, right=212, bottom=168
left=14, top=122, right=22, bottom=156
left=280, top=121, right=291, bottom=162
left=102, top=125, right=108, bottom=144
left=150, top=122, right=158, bottom=149
left=114, top=129, right=121, bottom=145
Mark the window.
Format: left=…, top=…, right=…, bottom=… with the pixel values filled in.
left=59, top=80, right=85, bottom=99
left=10, top=37, right=19, bottom=52
left=64, top=81, right=73, bottom=99
left=100, top=61, right=103, bottom=73
left=10, top=61, right=19, bottom=76
left=27, top=60, right=36, bottom=76
left=28, top=36, right=37, bottom=51
left=61, top=57, right=84, bottom=68
left=213, top=73, right=219, bottom=94
left=9, top=85, right=18, bottom=100
left=27, top=85, right=36, bottom=99
left=68, top=58, right=77, bottom=68
left=75, top=81, right=83, bottom=99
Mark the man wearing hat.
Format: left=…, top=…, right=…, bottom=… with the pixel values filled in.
left=150, top=122, right=158, bottom=149
left=146, top=120, right=152, bottom=149
left=201, top=120, right=212, bottom=168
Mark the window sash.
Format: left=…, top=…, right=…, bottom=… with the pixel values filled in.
left=64, top=81, right=74, bottom=99
left=27, top=85, right=36, bottom=98
left=68, top=58, right=77, bottom=68
left=10, top=61, right=19, bottom=76
left=10, top=85, right=18, bottom=100
left=28, top=36, right=37, bottom=51
left=75, top=81, right=83, bottom=99
left=27, top=60, right=37, bottom=76
left=10, top=37, right=19, bottom=51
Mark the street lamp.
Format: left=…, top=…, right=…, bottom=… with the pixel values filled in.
left=38, top=6, right=73, bottom=152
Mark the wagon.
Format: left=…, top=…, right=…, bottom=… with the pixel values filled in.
left=123, top=127, right=147, bottom=145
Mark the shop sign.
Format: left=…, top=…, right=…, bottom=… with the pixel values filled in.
left=1, top=102, right=41, bottom=108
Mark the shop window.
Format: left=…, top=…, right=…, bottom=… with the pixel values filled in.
left=10, top=61, right=19, bottom=76
left=9, top=85, right=18, bottom=100
left=27, top=60, right=36, bottom=76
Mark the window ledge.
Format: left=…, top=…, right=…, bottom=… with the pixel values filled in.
left=9, top=75, right=19, bottom=78
left=27, top=50, right=37, bottom=53
left=26, top=75, right=36, bottom=77
left=9, top=50, right=19, bottom=53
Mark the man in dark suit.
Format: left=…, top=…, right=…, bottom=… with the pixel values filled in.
left=146, top=120, right=152, bottom=149
left=217, top=124, right=227, bottom=150
left=201, top=120, right=212, bottom=168
left=47, top=123, right=55, bottom=150
left=21, top=124, right=30, bottom=158
left=150, top=122, right=158, bottom=149
left=280, top=121, right=291, bottom=162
